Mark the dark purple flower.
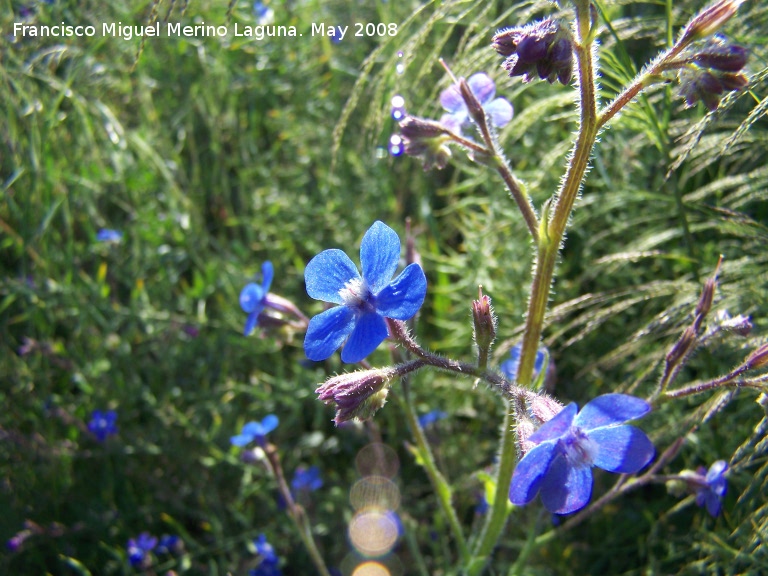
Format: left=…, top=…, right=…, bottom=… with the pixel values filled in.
left=694, top=460, right=728, bottom=517
left=291, top=465, right=323, bottom=492
left=493, top=19, right=574, bottom=85
left=127, top=532, right=157, bottom=568
left=240, top=261, right=274, bottom=336
left=439, top=73, right=513, bottom=135
left=304, top=221, right=427, bottom=363
left=230, top=415, right=278, bottom=448
left=510, top=394, right=655, bottom=514
left=87, top=410, right=118, bottom=442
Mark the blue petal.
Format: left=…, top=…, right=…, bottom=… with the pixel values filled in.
left=540, top=455, right=593, bottom=514
left=574, top=394, right=651, bottom=431
left=304, top=306, right=356, bottom=361
left=509, top=442, right=557, bottom=505
left=360, top=221, right=401, bottom=294
left=704, top=491, right=722, bottom=517
left=529, top=402, right=578, bottom=444
left=440, top=83, right=465, bottom=114
left=259, top=414, right=279, bottom=434
left=440, top=112, right=465, bottom=134
left=340, top=312, right=388, bottom=363
left=485, top=98, right=513, bottom=128
left=261, top=261, right=274, bottom=293
left=375, top=263, right=427, bottom=320
left=244, top=308, right=264, bottom=336
left=587, top=425, right=655, bottom=473
left=468, top=73, right=496, bottom=105
left=706, top=460, right=728, bottom=487
left=500, top=344, right=522, bottom=380
left=240, top=283, right=266, bottom=313
left=230, top=433, right=254, bottom=446
left=305, top=249, right=360, bottom=304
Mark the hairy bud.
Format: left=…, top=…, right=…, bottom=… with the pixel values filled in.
left=493, top=19, right=574, bottom=85
left=316, top=368, right=396, bottom=425
left=679, top=0, right=745, bottom=47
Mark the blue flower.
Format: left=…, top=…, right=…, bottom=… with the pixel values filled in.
left=240, top=261, right=274, bottom=336
left=155, top=534, right=181, bottom=555
left=418, top=410, right=448, bottom=427
left=291, top=465, right=323, bottom=492
left=88, top=409, right=118, bottom=442
left=500, top=343, right=547, bottom=383
left=253, top=2, right=274, bottom=25
left=304, top=221, right=427, bottom=363
left=251, top=534, right=282, bottom=576
left=694, top=460, right=728, bottom=517
left=127, top=532, right=157, bottom=567
left=510, top=394, right=655, bottom=514
left=230, top=415, right=279, bottom=447
left=96, top=229, right=123, bottom=243
left=439, top=73, right=513, bottom=135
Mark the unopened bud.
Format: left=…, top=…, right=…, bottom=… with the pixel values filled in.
left=693, top=42, right=748, bottom=72
left=472, top=287, right=497, bottom=353
left=399, top=116, right=453, bottom=170
left=316, top=368, right=396, bottom=425
left=695, top=277, right=717, bottom=318
left=528, top=393, right=564, bottom=425
left=515, top=415, right=537, bottom=457
left=719, top=312, right=752, bottom=336
left=679, top=0, right=745, bottom=47
left=666, top=326, right=697, bottom=367
left=459, top=77, right=486, bottom=126
left=745, top=343, right=768, bottom=371
left=399, top=116, right=447, bottom=140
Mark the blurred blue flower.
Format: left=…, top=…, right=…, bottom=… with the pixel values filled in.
left=500, top=343, right=547, bottom=383
left=127, top=532, right=157, bottom=567
left=475, top=492, right=489, bottom=515
left=510, top=394, right=655, bottom=514
left=304, top=221, right=427, bottom=363
left=230, top=415, right=279, bottom=447
left=253, top=2, right=274, bottom=25
left=439, top=73, right=513, bottom=135
left=418, top=410, right=448, bottom=427
left=88, top=409, right=118, bottom=442
left=251, top=534, right=281, bottom=576
left=240, top=261, right=274, bottom=336
left=155, top=534, right=181, bottom=555
left=694, top=460, right=728, bottom=517
left=96, top=229, right=123, bottom=243
left=291, top=465, right=323, bottom=493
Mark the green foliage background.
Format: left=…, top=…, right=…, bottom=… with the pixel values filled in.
left=1, top=0, right=766, bottom=574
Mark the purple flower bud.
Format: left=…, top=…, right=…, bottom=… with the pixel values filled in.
left=316, top=367, right=397, bottom=424
left=745, top=343, right=768, bottom=370
left=693, top=43, right=748, bottom=71
left=679, top=0, right=745, bottom=47
left=494, top=19, right=573, bottom=85
left=516, top=35, right=549, bottom=63
left=472, top=289, right=496, bottom=353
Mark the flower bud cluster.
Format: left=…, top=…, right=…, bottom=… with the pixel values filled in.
left=316, top=367, right=397, bottom=425
left=492, top=19, right=573, bottom=85
left=398, top=116, right=452, bottom=170
left=677, top=37, right=749, bottom=111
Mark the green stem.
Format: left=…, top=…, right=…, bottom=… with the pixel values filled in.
left=467, top=3, right=599, bottom=573
left=398, top=378, right=471, bottom=565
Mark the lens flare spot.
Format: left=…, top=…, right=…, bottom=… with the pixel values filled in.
left=352, top=561, right=391, bottom=576
left=349, top=509, right=399, bottom=557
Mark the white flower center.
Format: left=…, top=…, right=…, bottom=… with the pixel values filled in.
left=560, top=427, right=597, bottom=468
left=339, top=278, right=374, bottom=311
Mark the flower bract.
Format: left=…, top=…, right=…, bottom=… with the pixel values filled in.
left=439, top=73, right=513, bottom=135
left=230, top=415, right=279, bottom=447
left=240, top=261, right=274, bottom=336
left=510, top=393, right=655, bottom=514
left=304, top=221, right=427, bottom=363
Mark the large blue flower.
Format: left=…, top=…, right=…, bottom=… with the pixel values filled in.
left=510, top=393, right=655, bottom=514
left=240, top=261, right=274, bottom=336
left=304, top=221, right=427, bottom=363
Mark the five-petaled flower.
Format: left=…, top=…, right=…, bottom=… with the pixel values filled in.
left=304, top=221, right=427, bottom=363
left=694, top=460, right=728, bottom=517
left=240, top=261, right=274, bottom=336
left=230, top=415, right=279, bottom=448
left=439, top=73, right=513, bottom=136
left=291, top=465, right=323, bottom=493
left=127, top=532, right=157, bottom=568
left=88, top=409, right=118, bottom=442
left=510, top=393, right=655, bottom=514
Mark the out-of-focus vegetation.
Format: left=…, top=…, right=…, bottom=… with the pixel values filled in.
left=1, top=0, right=766, bottom=574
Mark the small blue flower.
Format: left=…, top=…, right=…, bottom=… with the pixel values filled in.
left=230, top=415, right=279, bottom=447
left=510, top=394, right=655, bottom=514
left=475, top=492, right=489, bottom=515
left=253, top=2, right=274, bottom=25
left=155, top=534, right=181, bottom=555
left=251, top=534, right=282, bottom=576
left=439, top=73, right=513, bottom=135
left=240, top=261, right=274, bottom=336
left=500, top=343, right=547, bottom=383
left=304, top=221, right=427, bottom=363
left=127, top=532, right=157, bottom=567
left=96, top=229, right=123, bottom=243
left=291, top=465, right=323, bottom=493
left=418, top=410, right=448, bottom=428
left=88, top=410, right=118, bottom=442
left=694, top=460, right=728, bottom=517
